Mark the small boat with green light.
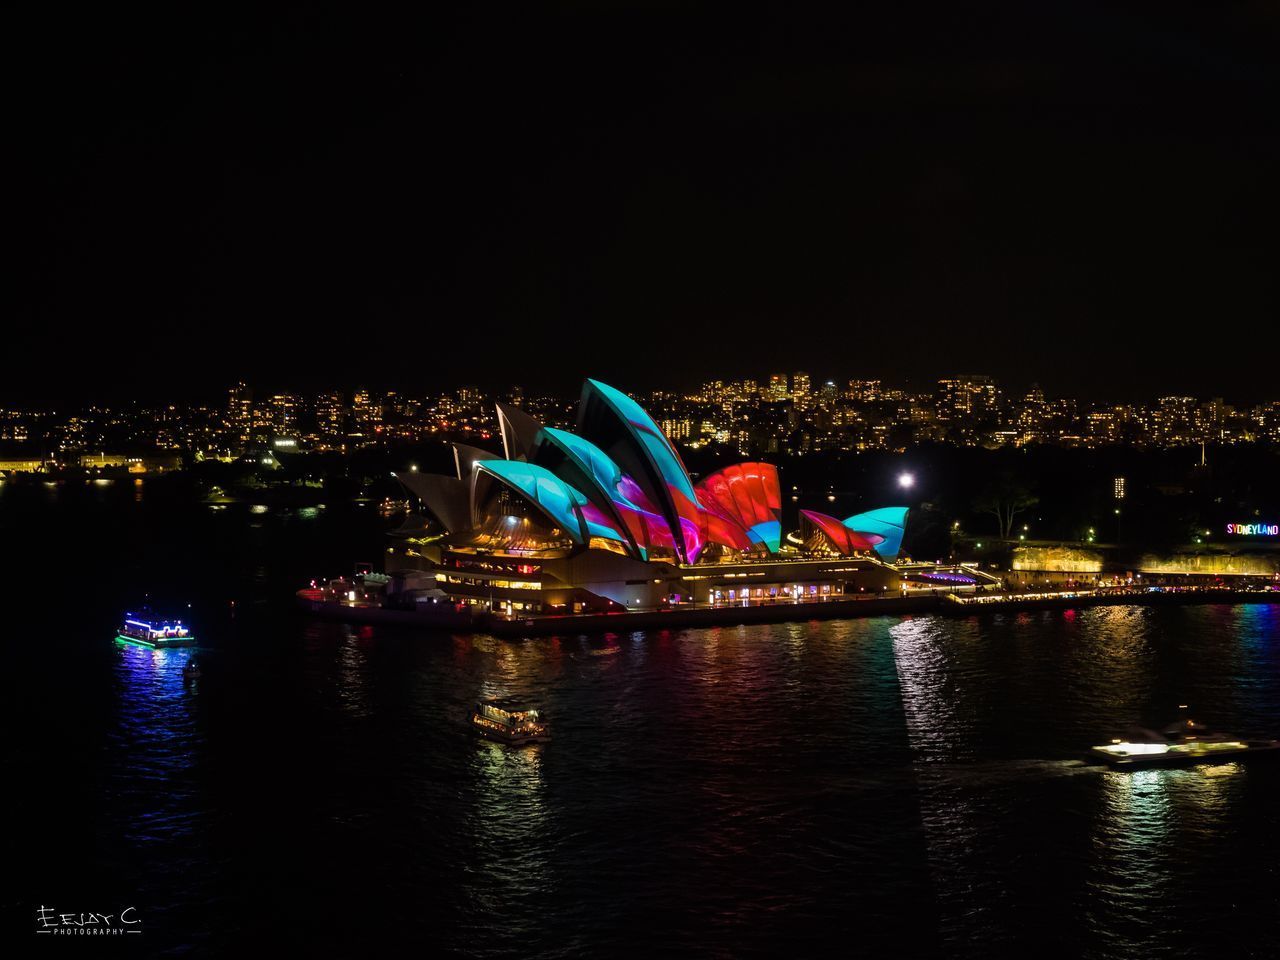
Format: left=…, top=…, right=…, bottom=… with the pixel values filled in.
left=116, top=612, right=197, bottom=648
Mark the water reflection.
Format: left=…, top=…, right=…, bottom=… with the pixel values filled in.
left=1086, top=762, right=1250, bottom=957
left=466, top=740, right=551, bottom=905
left=109, top=640, right=208, bottom=855
left=1099, top=767, right=1173, bottom=852
left=891, top=616, right=970, bottom=762
left=336, top=625, right=375, bottom=718
left=36, top=587, right=1280, bottom=956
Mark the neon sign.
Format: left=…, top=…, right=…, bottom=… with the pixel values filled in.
left=1226, top=522, right=1279, bottom=536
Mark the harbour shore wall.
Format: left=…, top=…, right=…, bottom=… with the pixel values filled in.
left=297, top=589, right=1280, bottom=638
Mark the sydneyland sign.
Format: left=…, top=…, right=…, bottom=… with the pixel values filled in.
left=1226, top=522, right=1280, bottom=536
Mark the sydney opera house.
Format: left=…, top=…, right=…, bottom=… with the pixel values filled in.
left=389, top=379, right=909, bottom=614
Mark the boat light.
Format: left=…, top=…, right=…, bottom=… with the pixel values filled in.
left=1100, top=742, right=1171, bottom=756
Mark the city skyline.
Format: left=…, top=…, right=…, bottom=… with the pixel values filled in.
left=4, top=372, right=1280, bottom=466
left=6, top=368, right=1280, bottom=409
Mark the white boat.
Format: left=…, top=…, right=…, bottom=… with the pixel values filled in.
left=470, top=698, right=549, bottom=744
left=1092, top=717, right=1280, bottom=768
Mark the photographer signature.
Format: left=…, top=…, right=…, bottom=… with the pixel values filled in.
left=35, top=906, right=141, bottom=935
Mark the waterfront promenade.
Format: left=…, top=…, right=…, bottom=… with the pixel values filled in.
left=297, top=583, right=1280, bottom=638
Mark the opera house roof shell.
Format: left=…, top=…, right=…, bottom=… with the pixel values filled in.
left=397, top=379, right=906, bottom=565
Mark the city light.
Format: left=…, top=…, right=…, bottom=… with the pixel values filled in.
left=4, top=375, right=1278, bottom=468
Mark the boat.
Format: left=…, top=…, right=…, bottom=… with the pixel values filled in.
left=572, top=646, right=622, bottom=660
left=183, top=660, right=202, bottom=682
left=470, top=698, right=549, bottom=744
left=116, top=612, right=197, bottom=648
left=1091, top=715, right=1280, bottom=768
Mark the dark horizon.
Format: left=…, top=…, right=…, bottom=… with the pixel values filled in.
left=11, top=2, right=1280, bottom=406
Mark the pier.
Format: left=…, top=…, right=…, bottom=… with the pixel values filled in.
left=297, top=584, right=1280, bottom=638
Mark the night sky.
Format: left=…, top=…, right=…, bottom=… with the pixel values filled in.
left=11, top=2, right=1279, bottom=404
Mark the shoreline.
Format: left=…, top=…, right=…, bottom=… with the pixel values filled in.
left=296, top=588, right=1280, bottom=638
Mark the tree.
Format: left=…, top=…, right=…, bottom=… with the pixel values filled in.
left=974, top=473, right=1039, bottom=540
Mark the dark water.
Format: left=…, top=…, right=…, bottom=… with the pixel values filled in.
left=6, top=481, right=1280, bottom=957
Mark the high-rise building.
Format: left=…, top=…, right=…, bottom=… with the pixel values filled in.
left=661, top=418, right=692, bottom=440
left=846, top=380, right=881, bottom=402
left=352, top=388, right=383, bottom=434
left=227, top=382, right=253, bottom=441
left=937, top=375, right=999, bottom=421
left=767, top=374, right=788, bottom=402
left=1154, top=396, right=1197, bottom=444
left=267, top=393, right=299, bottom=435
left=791, top=372, right=811, bottom=399
left=314, top=391, right=347, bottom=441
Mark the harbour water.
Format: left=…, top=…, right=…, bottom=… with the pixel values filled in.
left=6, top=481, right=1280, bottom=956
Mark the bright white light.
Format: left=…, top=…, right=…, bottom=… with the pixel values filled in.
left=897, top=472, right=915, bottom=489
left=1098, top=742, right=1170, bottom=756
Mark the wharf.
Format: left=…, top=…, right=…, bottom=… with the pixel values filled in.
left=296, top=587, right=1280, bottom=638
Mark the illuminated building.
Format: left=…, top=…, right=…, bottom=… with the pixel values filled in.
left=227, top=382, right=253, bottom=442
left=791, top=371, right=811, bottom=400
left=1153, top=396, right=1197, bottom=445
left=846, top=379, right=881, bottom=401
left=390, top=380, right=908, bottom=613
left=312, top=391, right=347, bottom=444
left=0, top=456, right=48, bottom=474
left=78, top=452, right=182, bottom=474
left=661, top=418, right=692, bottom=440
left=267, top=393, right=299, bottom=435
left=937, top=374, right=999, bottom=421
left=352, top=388, right=382, bottom=433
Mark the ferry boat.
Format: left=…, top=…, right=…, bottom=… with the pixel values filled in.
left=116, top=613, right=197, bottom=649
left=1091, top=717, right=1280, bottom=769
left=470, top=698, right=549, bottom=744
